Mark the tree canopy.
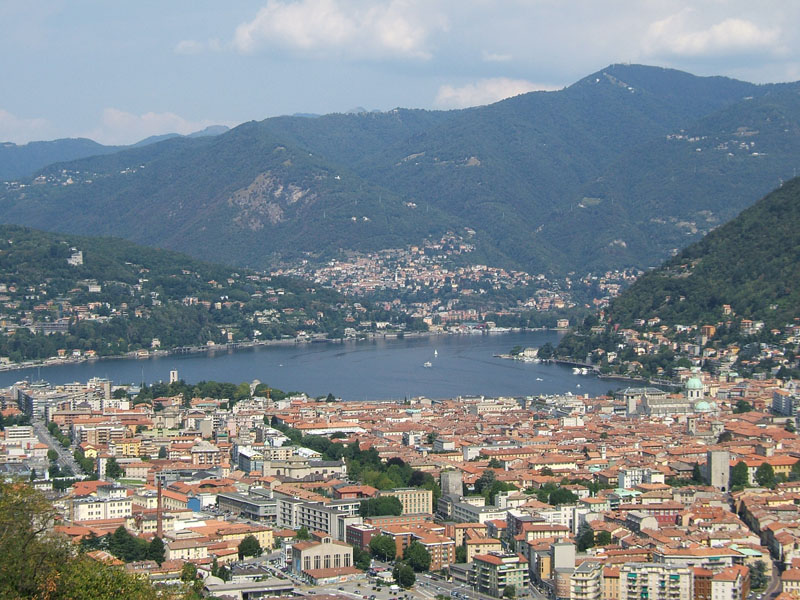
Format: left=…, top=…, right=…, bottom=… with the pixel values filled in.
left=403, top=541, right=431, bottom=572
left=238, top=534, right=263, bottom=560
left=369, top=535, right=397, bottom=562
left=0, top=481, right=159, bottom=599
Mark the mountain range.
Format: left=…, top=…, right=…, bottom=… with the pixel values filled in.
left=2, top=64, right=799, bottom=276
left=0, top=125, right=229, bottom=181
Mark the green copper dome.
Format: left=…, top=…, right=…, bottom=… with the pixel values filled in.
left=686, top=377, right=703, bottom=390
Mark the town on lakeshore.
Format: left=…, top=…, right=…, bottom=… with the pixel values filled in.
left=0, top=228, right=636, bottom=374
left=3, top=362, right=800, bottom=600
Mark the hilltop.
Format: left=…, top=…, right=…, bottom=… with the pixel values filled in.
left=608, top=176, right=800, bottom=329
left=2, top=65, right=800, bottom=276
left=0, top=125, right=230, bottom=180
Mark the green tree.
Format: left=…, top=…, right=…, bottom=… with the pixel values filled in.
left=786, top=419, right=796, bottom=433
left=354, top=546, right=372, bottom=571
left=691, top=463, right=703, bottom=484
left=296, top=526, right=310, bottom=540
left=487, top=457, right=502, bottom=469
left=595, top=531, right=612, bottom=546
left=717, top=431, right=733, bottom=443
left=577, top=523, right=595, bottom=551
left=537, top=342, right=555, bottom=360
left=755, top=462, right=776, bottom=489
left=146, top=536, right=165, bottom=565
left=455, top=545, right=467, bottom=563
left=548, top=487, right=578, bottom=506
left=403, top=541, right=431, bottom=572
left=359, top=496, right=403, bottom=517
left=789, top=460, right=800, bottom=482
left=394, top=562, right=416, bottom=588
left=47, top=448, right=59, bottom=462
left=751, top=560, right=768, bottom=590
left=157, top=446, right=167, bottom=459
left=0, top=481, right=70, bottom=597
left=47, top=556, right=158, bottom=600
left=369, top=534, right=397, bottom=562
left=504, top=584, right=517, bottom=599
left=0, top=481, right=158, bottom=599
left=733, top=399, right=753, bottom=414
left=234, top=382, right=252, bottom=403
left=181, top=561, right=197, bottom=583
left=731, top=461, right=749, bottom=488
left=238, top=534, right=263, bottom=559
left=474, top=469, right=497, bottom=495
left=106, top=457, right=123, bottom=479
left=107, top=526, right=148, bottom=562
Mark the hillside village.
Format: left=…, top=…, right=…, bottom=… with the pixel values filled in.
left=4, top=367, right=800, bottom=600
left=274, top=231, right=634, bottom=330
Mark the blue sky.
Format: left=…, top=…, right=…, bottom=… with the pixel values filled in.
left=2, top=0, right=799, bottom=145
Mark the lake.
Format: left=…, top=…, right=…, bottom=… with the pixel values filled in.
left=0, top=331, right=621, bottom=400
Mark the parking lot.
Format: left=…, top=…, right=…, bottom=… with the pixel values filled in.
left=314, top=574, right=436, bottom=600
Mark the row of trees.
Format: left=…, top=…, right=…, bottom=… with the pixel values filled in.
left=730, top=460, right=800, bottom=490
left=81, top=527, right=165, bottom=564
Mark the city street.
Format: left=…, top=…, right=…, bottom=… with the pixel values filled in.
left=32, top=420, right=82, bottom=475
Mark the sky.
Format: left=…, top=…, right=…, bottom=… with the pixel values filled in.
left=1, top=0, right=799, bottom=145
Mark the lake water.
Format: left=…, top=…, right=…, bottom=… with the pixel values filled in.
left=0, top=331, right=621, bottom=400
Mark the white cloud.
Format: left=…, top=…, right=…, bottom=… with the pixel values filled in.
left=645, top=11, right=780, bottom=57
left=482, top=51, right=512, bottom=63
left=174, top=38, right=224, bottom=55
left=233, top=0, right=445, bottom=59
left=84, top=108, right=231, bottom=146
left=0, top=108, right=50, bottom=144
left=434, top=78, right=558, bottom=109
left=175, top=39, right=205, bottom=55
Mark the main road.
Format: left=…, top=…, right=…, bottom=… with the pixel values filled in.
left=32, top=420, right=83, bottom=475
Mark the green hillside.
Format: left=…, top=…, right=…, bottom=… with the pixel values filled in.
left=608, top=177, right=800, bottom=328
left=2, top=64, right=800, bottom=276
left=0, top=225, right=378, bottom=363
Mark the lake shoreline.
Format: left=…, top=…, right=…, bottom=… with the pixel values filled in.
left=0, top=327, right=551, bottom=378
left=0, top=330, right=619, bottom=400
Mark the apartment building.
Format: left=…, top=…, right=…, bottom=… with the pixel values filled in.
left=472, top=553, right=530, bottom=598
left=378, top=488, right=433, bottom=515
left=619, top=563, right=693, bottom=600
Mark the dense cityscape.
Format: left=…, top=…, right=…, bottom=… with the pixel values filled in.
left=3, top=3, right=800, bottom=599
left=2, top=355, right=800, bottom=599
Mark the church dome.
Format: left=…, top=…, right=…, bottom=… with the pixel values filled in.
left=694, top=400, right=714, bottom=412
left=686, top=377, right=703, bottom=390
